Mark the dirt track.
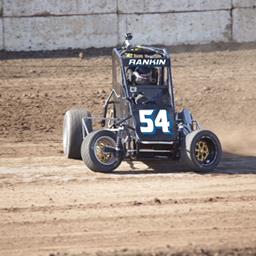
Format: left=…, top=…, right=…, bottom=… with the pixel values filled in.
left=0, top=48, right=256, bottom=255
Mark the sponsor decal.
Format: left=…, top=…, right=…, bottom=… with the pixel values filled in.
left=130, top=86, right=137, bottom=93
left=128, top=58, right=167, bottom=66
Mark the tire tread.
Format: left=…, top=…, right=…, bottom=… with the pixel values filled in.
left=63, top=108, right=92, bottom=159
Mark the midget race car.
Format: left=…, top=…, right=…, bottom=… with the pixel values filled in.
left=63, top=34, right=222, bottom=173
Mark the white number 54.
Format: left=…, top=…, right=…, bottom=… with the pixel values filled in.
left=139, top=109, right=172, bottom=134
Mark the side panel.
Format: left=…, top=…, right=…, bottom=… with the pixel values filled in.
left=112, top=51, right=129, bottom=120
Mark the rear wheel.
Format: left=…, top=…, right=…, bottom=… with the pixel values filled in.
left=81, top=130, right=123, bottom=173
left=182, top=130, right=222, bottom=172
left=63, top=108, right=92, bottom=159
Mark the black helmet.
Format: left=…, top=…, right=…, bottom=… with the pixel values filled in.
left=132, top=66, right=157, bottom=85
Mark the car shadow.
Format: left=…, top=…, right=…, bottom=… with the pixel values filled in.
left=113, top=151, right=256, bottom=175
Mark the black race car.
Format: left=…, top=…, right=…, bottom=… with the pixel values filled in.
left=63, top=34, right=222, bottom=173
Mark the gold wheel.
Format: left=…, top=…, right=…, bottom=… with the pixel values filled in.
left=94, top=136, right=116, bottom=165
left=195, top=140, right=209, bottom=162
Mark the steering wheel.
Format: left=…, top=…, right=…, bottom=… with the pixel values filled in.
left=133, top=93, right=156, bottom=105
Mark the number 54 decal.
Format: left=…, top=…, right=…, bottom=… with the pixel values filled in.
left=139, top=109, right=173, bottom=134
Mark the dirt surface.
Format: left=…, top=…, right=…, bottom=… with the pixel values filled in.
left=0, top=48, right=256, bottom=256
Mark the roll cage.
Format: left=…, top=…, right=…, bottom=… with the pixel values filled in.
left=102, top=45, right=177, bottom=133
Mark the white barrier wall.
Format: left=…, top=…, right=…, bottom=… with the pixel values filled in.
left=0, top=0, right=256, bottom=51
left=0, top=0, right=3, bottom=50
left=119, top=11, right=231, bottom=46
left=0, top=20, right=3, bottom=50
left=118, top=0, right=232, bottom=13
left=4, top=15, right=118, bottom=51
left=3, top=0, right=116, bottom=16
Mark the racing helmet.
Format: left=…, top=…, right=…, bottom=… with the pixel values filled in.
left=132, top=66, right=158, bottom=85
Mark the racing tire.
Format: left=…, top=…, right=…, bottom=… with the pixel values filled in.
left=63, top=108, right=92, bottom=159
left=81, top=130, right=123, bottom=173
left=181, top=130, right=222, bottom=172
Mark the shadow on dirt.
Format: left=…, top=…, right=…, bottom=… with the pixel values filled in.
left=113, top=152, right=256, bottom=175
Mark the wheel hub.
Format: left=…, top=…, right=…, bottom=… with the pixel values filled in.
left=195, top=140, right=209, bottom=162
left=94, top=137, right=116, bottom=165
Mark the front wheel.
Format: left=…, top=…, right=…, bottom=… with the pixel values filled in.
left=181, top=130, right=222, bottom=172
left=81, top=130, right=123, bottom=173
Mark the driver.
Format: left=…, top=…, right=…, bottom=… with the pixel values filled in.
left=127, top=66, right=163, bottom=105
left=131, top=66, right=158, bottom=85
